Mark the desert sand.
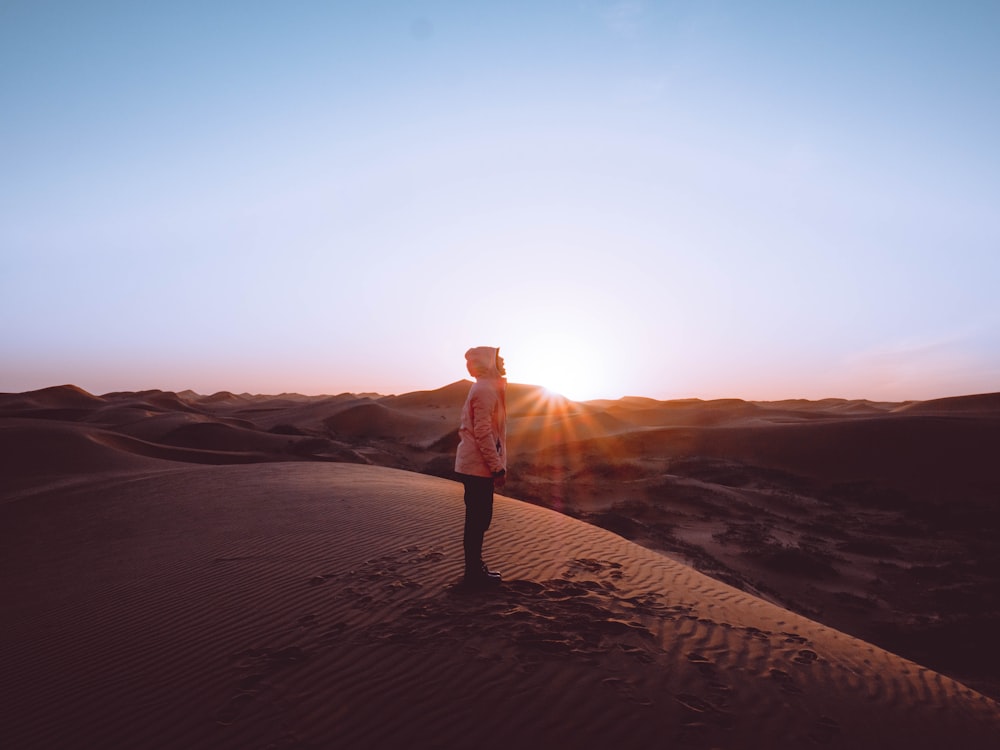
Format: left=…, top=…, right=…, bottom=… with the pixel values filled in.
left=2, top=384, right=999, bottom=749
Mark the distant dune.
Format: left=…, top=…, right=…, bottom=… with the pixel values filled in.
left=891, top=391, right=1000, bottom=415
left=2, top=384, right=999, bottom=748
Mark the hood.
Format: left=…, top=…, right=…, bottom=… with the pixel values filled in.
left=465, top=346, right=501, bottom=379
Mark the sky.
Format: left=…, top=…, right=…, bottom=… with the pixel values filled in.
left=2, top=1, right=999, bottom=402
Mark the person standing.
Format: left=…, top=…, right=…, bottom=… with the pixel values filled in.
left=454, top=346, right=507, bottom=587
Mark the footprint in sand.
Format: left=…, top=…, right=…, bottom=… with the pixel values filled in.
left=214, top=692, right=255, bottom=726
left=781, top=631, right=810, bottom=645
left=686, top=651, right=717, bottom=676
left=793, top=649, right=819, bottom=665
left=807, top=715, right=842, bottom=745
left=617, top=643, right=655, bottom=663
left=770, top=667, right=803, bottom=694
left=742, top=625, right=771, bottom=641
left=565, top=558, right=624, bottom=581
left=676, top=693, right=712, bottom=712
left=674, top=693, right=735, bottom=729
left=503, top=579, right=545, bottom=595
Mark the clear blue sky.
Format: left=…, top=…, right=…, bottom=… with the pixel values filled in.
left=3, top=1, right=999, bottom=401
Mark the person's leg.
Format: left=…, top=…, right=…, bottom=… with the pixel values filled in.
left=462, top=475, right=498, bottom=582
left=462, top=474, right=490, bottom=569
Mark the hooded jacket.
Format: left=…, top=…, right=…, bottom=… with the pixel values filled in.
left=454, top=346, right=508, bottom=478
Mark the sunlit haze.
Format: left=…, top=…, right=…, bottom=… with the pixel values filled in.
left=3, top=1, right=998, bottom=401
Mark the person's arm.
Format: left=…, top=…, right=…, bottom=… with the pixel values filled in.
left=471, top=388, right=504, bottom=475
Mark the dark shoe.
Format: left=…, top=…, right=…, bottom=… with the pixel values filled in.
left=480, top=562, right=502, bottom=580
left=463, top=567, right=502, bottom=588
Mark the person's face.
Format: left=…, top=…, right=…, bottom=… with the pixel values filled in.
left=496, top=354, right=506, bottom=376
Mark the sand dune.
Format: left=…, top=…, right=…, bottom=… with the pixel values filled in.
left=0, top=418, right=171, bottom=487
left=529, top=412, right=999, bottom=499
left=323, top=401, right=455, bottom=445
left=3, top=461, right=998, bottom=749
left=2, top=383, right=999, bottom=748
left=892, top=391, right=1000, bottom=415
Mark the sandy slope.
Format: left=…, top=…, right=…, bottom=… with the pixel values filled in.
left=2, top=461, right=999, bottom=749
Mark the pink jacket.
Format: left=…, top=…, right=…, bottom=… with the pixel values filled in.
left=454, top=347, right=507, bottom=478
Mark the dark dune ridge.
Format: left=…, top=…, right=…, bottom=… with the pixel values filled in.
left=2, top=383, right=999, bottom=748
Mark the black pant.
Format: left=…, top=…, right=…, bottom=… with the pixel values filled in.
left=459, top=474, right=494, bottom=572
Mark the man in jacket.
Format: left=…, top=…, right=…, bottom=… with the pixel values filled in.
left=454, top=346, right=508, bottom=587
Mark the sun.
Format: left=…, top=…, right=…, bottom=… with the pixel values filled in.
left=508, top=343, right=610, bottom=402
